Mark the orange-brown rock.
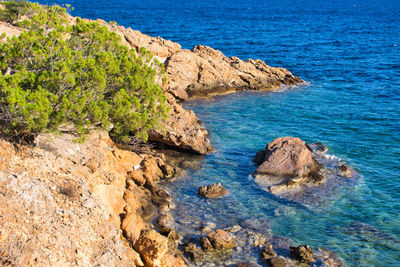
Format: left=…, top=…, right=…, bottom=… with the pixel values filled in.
left=0, top=129, right=182, bottom=266
left=207, top=229, right=236, bottom=249
left=165, top=45, right=304, bottom=100
left=198, top=182, right=228, bottom=198
left=148, top=93, right=213, bottom=154
left=0, top=131, right=141, bottom=266
left=254, top=137, right=323, bottom=195
left=134, top=229, right=186, bottom=267
left=256, top=137, right=318, bottom=178
left=120, top=27, right=181, bottom=60
left=255, top=137, right=323, bottom=194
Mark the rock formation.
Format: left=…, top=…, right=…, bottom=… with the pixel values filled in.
left=198, top=182, right=228, bottom=198
left=254, top=137, right=323, bottom=194
left=0, top=12, right=304, bottom=154
left=165, top=45, right=304, bottom=100
left=147, top=92, right=213, bottom=154
left=0, top=7, right=314, bottom=267
left=0, top=131, right=185, bottom=266
left=289, top=245, right=315, bottom=264
left=206, top=229, right=236, bottom=249
left=254, top=137, right=359, bottom=203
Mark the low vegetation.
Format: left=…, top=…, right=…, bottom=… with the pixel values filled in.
left=0, top=0, right=168, bottom=142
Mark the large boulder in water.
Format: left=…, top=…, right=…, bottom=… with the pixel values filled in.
left=253, top=137, right=360, bottom=203
left=254, top=137, right=323, bottom=194
left=255, top=137, right=319, bottom=177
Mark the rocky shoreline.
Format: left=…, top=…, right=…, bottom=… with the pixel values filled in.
left=0, top=10, right=351, bottom=267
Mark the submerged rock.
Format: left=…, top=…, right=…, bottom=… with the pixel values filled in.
left=182, top=242, right=202, bottom=261
left=237, top=262, right=259, bottom=267
left=200, top=236, right=214, bottom=250
left=157, top=213, right=175, bottom=235
left=268, top=256, right=290, bottom=267
left=198, top=182, right=228, bottom=198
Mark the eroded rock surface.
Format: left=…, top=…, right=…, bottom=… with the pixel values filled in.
left=290, top=245, right=315, bottom=264
left=254, top=137, right=323, bottom=195
left=253, top=137, right=359, bottom=203
left=148, top=93, right=213, bottom=154
left=134, top=229, right=186, bottom=267
left=207, top=229, right=236, bottom=249
left=198, top=182, right=228, bottom=198
left=0, top=131, right=185, bottom=266
left=165, top=45, right=304, bottom=100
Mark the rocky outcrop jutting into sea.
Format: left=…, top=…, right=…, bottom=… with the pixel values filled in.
left=165, top=44, right=304, bottom=100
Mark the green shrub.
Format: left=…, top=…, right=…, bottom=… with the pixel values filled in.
left=0, top=0, right=29, bottom=25
left=0, top=1, right=168, bottom=142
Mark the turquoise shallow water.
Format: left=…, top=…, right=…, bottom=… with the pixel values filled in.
left=36, top=0, right=400, bottom=265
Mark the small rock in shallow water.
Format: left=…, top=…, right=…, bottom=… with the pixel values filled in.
left=310, top=142, right=328, bottom=153
left=260, top=243, right=277, bottom=261
left=339, top=162, right=353, bottom=177
left=157, top=213, right=174, bottom=235
left=226, top=224, right=242, bottom=233
left=200, top=236, right=213, bottom=250
left=182, top=242, right=202, bottom=261
left=290, top=244, right=314, bottom=264
left=198, top=182, right=228, bottom=198
left=268, top=256, right=290, bottom=267
left=207, top=229, right=236, bottom=249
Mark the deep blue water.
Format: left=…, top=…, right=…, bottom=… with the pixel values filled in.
left=36, top=0, right=400, bottom=265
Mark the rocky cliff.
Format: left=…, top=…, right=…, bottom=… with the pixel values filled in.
left=103, top=20, right=304, bottom=101
left=0, top=16, right=303, bottom=154
left=0, top=9, right=305, bottom=267
left=0, top=131, right=186, bottom=266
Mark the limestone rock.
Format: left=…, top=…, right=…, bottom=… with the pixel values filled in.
left=260, top=243, right=277, bottom=261
left=121, top=27, right=181, bottom=60
left=157, top=213, right=175, bottom=235
left=256, top=137, right=319, bottom=178
left=182, top=242, right=202, bottom=261
left=200, top=236, right=213, bottom=250
left=254, top=137, right=323, bottom=195
left=207, top=229, right=236, bottom=249
left=134, top=230, right=186, bottom=267
left=0, top=131, right=140, bottom=266
left=165, top=45, right=304, bottom=100
left=289, top=245, right=314, bottom=264
left=198, top=182, right=228, bottom=198
left=148, top=93, right=213, bottom=154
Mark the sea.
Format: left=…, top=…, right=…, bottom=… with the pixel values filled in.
left=36, top=0, right=400, bottom=266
